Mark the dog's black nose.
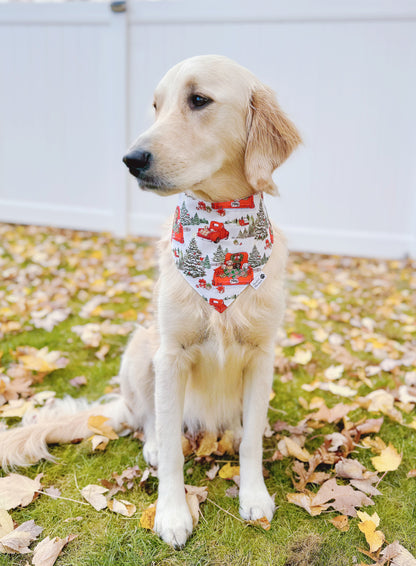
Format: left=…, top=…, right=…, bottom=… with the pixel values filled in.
left=122, top=149, right=152, bottom=173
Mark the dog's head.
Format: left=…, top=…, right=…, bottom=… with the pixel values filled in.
left=123, top=55, right=301, bottom=200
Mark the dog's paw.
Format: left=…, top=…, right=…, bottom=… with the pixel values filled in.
left=143, top=440, right=158, bottom=468
left=154, top=500, right=193, bottom=548
left=239, top=486, right=275, bottom=522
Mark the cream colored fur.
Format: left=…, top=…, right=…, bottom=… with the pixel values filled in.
left=0, top=55, right=301, bottom=548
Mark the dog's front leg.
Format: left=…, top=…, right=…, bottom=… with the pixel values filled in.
left=153, top=346, right=193, bottom=548
left=239, top=349, right=275, bottom=522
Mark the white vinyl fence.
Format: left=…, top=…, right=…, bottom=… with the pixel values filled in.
left=1, top=0, right=416, bottom=258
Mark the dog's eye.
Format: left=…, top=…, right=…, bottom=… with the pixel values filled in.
left=152, top=102, right=157, bottom=111
left=189, top=94, right=213, bottom=110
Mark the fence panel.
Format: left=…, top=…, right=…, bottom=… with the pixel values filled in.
left=0, top=2, right=128, bottom=233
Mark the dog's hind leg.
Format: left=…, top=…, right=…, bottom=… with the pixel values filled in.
left=119, top=325, right=159, bottom=467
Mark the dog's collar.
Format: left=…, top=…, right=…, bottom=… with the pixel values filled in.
left=171, top=192, right=274, bottom=313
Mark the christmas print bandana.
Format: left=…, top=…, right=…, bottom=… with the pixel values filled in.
left=171, top=192, right=274, bottom=313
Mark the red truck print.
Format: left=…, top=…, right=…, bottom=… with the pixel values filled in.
left=211, top=196, right=255, bottom=211
left=212, top=252, right=254, bottom=286
left=197, top=221, right=229, bottom=243
left=197, top=201, right=207, bottom=211
left=209, top=298, right=227, bottom=313
left=172, top=206, right=184, bottom=243
left=239, top=218, right=249, bottom=226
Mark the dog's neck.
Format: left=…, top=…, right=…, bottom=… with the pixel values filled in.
left=186, top=165, right=256, bottom=202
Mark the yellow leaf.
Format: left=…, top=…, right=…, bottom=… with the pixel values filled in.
left=218, top=463, right=240, bottom=480
left=140, top=503, right=156, bottom=530
left=330, top=515, right=349, bottom=532
left=120, top=309, right=138, bottom=321
left=181, top=436, right=192, bottom=457
left=217, top=430, right=235, bottom=456
left=357, top=511, right=380, bottom=527
left=358, top=520, right=385, bottom=552
left=196, top=432, right=218, bottom=457
left=284, top=437, right=311, bottom=462
left=87, top=415, right=118, bottom=440
left=371, top=443, right=402, bottom=472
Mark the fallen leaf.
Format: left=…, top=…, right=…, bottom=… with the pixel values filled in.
left=90, top=435, right=109, bottom=451
left=0, top=520, right=42, bottom=554
left=358, top=518, right=385, bottom=553
left=107, top=498, right=136, bottom=517
left=0, top=510, right=13, bottom=538
left=0, top=473, right=42, bottom=510
left=311, top=479, right=374, bottom=516
left=206, top=464, right=220, bottom=480
left=218, top=463, right=240, bottom=480
left=286, top=492, right=326, bottom=516
left=69, top=376, right=87, bottom=388
left=87, top=415, right=118, bottom=440
left=32, top=534, right=77, bottom=566
left=292, top=349, right=312, bottom=365
left=247, top=516, right=271, bottom=531
left=43, top=487, right=61, bottom=500
left=139, top=503, right=156, bottom=530
left=80, top=484, right=108, bottom=511
left=196, top=432, right=218, bottom=457
left=217, top=430, right=235, bottom=455
left=371, top=444, right=402, bottom=472
left=284, top=437, right=311, bottom=462
left=380, top=540, right=416, bottom=565
left=330, top=515, right=349, bottom=532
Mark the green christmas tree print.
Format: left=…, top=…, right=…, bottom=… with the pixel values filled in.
left=191, top=213, right=200, bottom=225
left=180, top=202, right=191, bottom=226
left=203, top=255, right=211, bottom=269
left=248, top=244, right=262, bottom=268
left=183, top=238, right=205, bottom=277
left=213, top=245, right=226, bottom=263
left=254, top=199, right=268, bottom=240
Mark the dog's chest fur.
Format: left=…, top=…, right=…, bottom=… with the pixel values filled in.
left=155, top=220, right=288, bottom=433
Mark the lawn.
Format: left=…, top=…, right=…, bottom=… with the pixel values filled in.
left=0, top=223, right=415, bottom=566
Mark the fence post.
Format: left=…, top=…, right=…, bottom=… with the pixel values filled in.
left=107, top=0, right=129, bottom=236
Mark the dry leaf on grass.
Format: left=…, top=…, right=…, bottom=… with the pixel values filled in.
left=80, top=484, right=108, bottom=511
left=206, top=464, right=220, bottom=480
left=0, top=473, right=42, bottom=510
left=311, top=479, right=374, bottom=517
left=247, top=516, right=271, bottom=531
left=371, top=444, right=402, bottom=472
left=286, top=492, right=326, bottom=516
left=0, top=520, right=42, bottom=554
left=0, top=510, right=13, bottom=538
left=330, top=515, right=349, bottom=531
left=218, top=463, right=240, bottom=480
left=195, top=432, right=218, bottom=457
left=184, top=485, right=208, bottom=527
left=90, top=434, right=109, bottom=451
left=284, top=437, right=311, bottom=462
left=107, top=498, right=136, bottom=517
left=32, top=534, right=77, bottom=566
left=380, top=540, right=416, bottom=565
left=87, top=415, right=118, bottom=440
left=357, top=511, right=385, bottom=553
left=139, top=503, right=156, bottom=530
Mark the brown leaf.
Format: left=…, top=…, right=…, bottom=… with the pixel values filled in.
left=107, top=498, right=136, bottom=517
left=311, top=479, right=374, bottom=517
left=330, top=515, right=349, bottom=532
left=306, top=403, right=357, bottom=423
left=32, top=534, right=77, bottom=566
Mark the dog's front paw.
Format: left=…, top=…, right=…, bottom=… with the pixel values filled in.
left=143, top=440, right=158, bottom=468
left=239, top=485, right=275, bottom=522
left=154, top=499, right=193, bottom=548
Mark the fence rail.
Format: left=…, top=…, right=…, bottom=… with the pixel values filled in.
left=1, top=0, right=415, bottom=258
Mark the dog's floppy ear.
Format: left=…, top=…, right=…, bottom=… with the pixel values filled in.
left=245, top=86, right=302, bottom=195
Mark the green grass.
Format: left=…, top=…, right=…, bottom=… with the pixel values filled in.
left=0, top=225, right=415, bottom=565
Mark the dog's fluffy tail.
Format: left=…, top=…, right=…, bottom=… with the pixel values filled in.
left=0, top=395, right=137, bottom=470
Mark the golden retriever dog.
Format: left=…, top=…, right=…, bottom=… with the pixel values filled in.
left=0, top=55, right=301, bottom=547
